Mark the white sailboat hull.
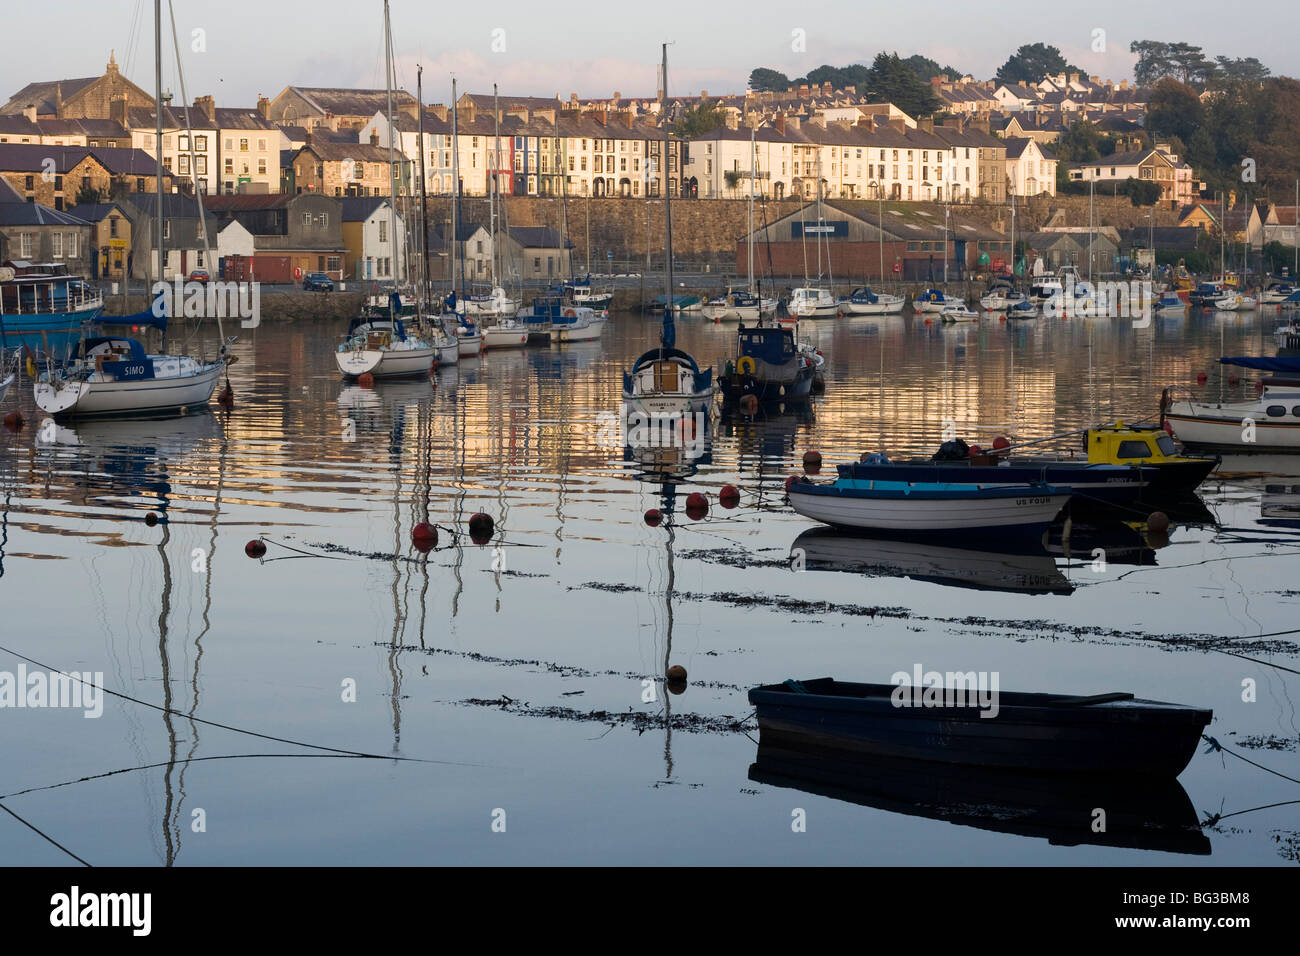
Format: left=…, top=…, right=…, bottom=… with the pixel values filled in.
left=34, top=363, right=222, bottom=416
left=482, top=324, right=528, bottom=349
left=457, top=332, right=483, bottom=357
left=621, top=387, right=715, bottom=418
left=1167, top=400, right=1300, bottom=451
left=335, top=346, right=436, bottom=378
left=555, top=321, right=603, bottom=342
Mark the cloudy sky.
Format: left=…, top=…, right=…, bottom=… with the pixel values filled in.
left=3, top=0, right=1294, bottom=109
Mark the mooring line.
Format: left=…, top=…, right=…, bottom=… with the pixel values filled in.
left=1202, top=734, right=1300, bottom=786
left=0, top=642, right=482, bottom=767
left=0, top=801, right=91, bottom=867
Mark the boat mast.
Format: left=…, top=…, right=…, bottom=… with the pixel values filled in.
left=492, top=83, right=499, bottom=290
left=451, top=77, right=459, bottom=301
left=661, top=42, right=675, bottom=348
left=417, top=65, right=429, bottom=310
left=154, top=0, right=164, bottom=313
left=383, top=0, right=401, bottom=302
left=748, top=124, right=755, bottom=293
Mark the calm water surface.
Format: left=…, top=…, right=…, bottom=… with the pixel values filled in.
left=1, top=309, right=1298, bottom=865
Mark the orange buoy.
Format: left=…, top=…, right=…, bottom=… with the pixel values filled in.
left=969, top=444, right=983, bottom=456
left=358, top=373, right=375, bottom=388
left=685, top=492, right=708, bottom=520
left=245, top=539, right=267, bottom=559
left=719, top=484, right=741, bottom=508
left=784, top=474, right=804, bottom=492
left=644, top=508, right=663, bottom=527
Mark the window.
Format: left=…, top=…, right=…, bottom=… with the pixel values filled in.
left=378, top=220, right=387, bottom=242
left=179, top=135, right=189, bottom=151
left=1116, top=441, right=1152, bottom=459
left=110, top=218, right=118, bottom=238
left=225, top=137, right=233, bottom=150
left=317, top=214, right=328, bottom=227
left=163, top=221, right=171, bottom=240
left=52, top=233, right=63, bottom=258
left=240, top=138, right=249, bottom=151
left=257, top=159, right=266, bottom=175
left=257, top=138, right=267, bottom=151
left=1266, top=405, right=1287, bottom=417
left=136, top=177, right=145, bottom=192
left=302, top=212, right=312, bottom=226
left=179, top=154, right=190, bottom=174
left=195, top=135, right=207, bottom=151
left=225, top=158, right=234, bottom=174
left=197, top=156, right=208, bottom=174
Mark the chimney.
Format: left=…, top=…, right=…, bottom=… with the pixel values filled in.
left=1068, top=72, right=1079, bottom=85
left=304, top=129, right=313, bottom=146
left=370, top=129, right=380, bottom=147
left=919, top=116, right=934, bottom=133
left=194, top=94, right=216, bottom=124
left=700, top=90, right=708, bottom=99
left=429, top=104, right=449, bottom=123
left=569, top=93, right=579, bottom=107
left=622, top=109, right=635, bottom=128
left=55, top=82, right=63, bottom=118
left=595, top=107, right=607, bottom=126
left=1120, top=80, right=1129, bottom=91
left=612, top=91, right=621, bottom=106
left=774, top=113, right=786, bottom=136
left=256, top=95, right=270, bottom=120
left=798, top=84, right=809, bottom=98
left=109, top=94, right=127, bottom=126
left=889, top=117, right=906, bottom=133
left=464, top=101, right=477, bottom=126
left=106, top=51, right=120, bottom=75
left=21, top=105, right=36, bottom=123
left=822, top=81, right=832, bottom=96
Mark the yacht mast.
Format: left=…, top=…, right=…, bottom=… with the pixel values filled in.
left=154, top=0, right=164, bottom=305
left=417, top=65, right=429, bottom=309
left=383, top=0, right=401, bottom=300
left=748, top=125, right=755, bottom=292
left=492, top=83, right=499, bottom=290
left=451, top=77, right=459, bottom=300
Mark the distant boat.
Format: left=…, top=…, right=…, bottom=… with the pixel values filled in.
left=1006, top=296, right=1038, bottom=319
left=335, top=306, right=443, bottom=378
left=0, top=261, right=103, bottom=361
left=939, top=304, right=980, bottom=322
left=702, top=285, right=763, bottom=323
left=562, top=274, right=613, bottom=310
left=748, top=677, right=1211, bottom=778
left=551, top=305, right=603, bottom=343
left=1155, top=291, right=1186, bottom=312
left=839, top=287, right=905, bottom=315
left=1212, top=292, right=1258, bottom=311
left=788, top=286, right=838, bottom=318
left=1165, top=375, right=1300, bottom=451
left=787, top=474, right=1069, bottom=534
left=1189, top=280, right=1228, bottom=307
left=914, top=288, right=964, bottom=313
left=1259, top=281, right=1295, bottom=305
left=480, top=317, right=529, bottom=349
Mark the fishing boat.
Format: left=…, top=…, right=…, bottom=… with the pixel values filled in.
left=839, top=450, right=1154, bottom=507
left=839, top=287, right=905, bottom=315
left=1212, top=291, right=1258, bottom=311
left=0, top=261, right=104, bottom=361
left=1084, top=420, right=1218, bottom=490
left=551, top=304, right=603, bottom=343
left=797, top=342, right=826, bottom=388
left=939, top=304, right=980, bottom=322
left=748, top=677, right=1211, bottom=777
left=914, top=288, right=964, bottom=313
left=749, top=740, right=1210, bottom=854
left=1189, top=280, right=1227, bottom=307
left=720, top=323, right=815, bottom=405
left=461, top=285, right=520, bottom=318
left=562, top=274, right=613, bottom=310
left=621, top=44, right=715, bottom=421
left=1164, top=375, right=1300, bottom=451
left=787, top=474, right=1069, bottom=533
left=1155, top=291, right=1186, bottom=312
left=788, top=286, right=838, bottom=318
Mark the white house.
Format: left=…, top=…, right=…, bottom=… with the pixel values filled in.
left=340, top=196, right=406, bottom=281
left=216, top=219, right=255, bottom=275
left=992, top=84, right=1038, bottom=112
left=1005, top=137, right=1057, bottom=197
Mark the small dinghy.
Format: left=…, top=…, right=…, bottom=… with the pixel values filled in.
left=749, top=678, right=1211, bottom=778
left=787, top=474, right=1069, bottom=533
left=939, top=304, right=980, bottom=323
left=915, top=289, right=964, bottom=314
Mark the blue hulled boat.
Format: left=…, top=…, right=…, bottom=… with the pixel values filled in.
left=1, top=261, right=103, bottom=361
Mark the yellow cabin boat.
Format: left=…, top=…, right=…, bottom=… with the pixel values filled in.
left=1085, top=421, right=1218, bottom=491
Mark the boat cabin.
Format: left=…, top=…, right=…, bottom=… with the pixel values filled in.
left=735, top=325, right=796, bottom=364
left=73, top=336, right=155, bottom=380
left=1086, top=422, right=1182, bottom=464
left=1, top=260, right=102, bottom=316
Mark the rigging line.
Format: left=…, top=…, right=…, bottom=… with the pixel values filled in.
left=0, top=801, right=91, bottom=867
left=0, top=753, right=372, bottom=802
left=1202, top=734, right=1300, bottom=786
left=0, top=642, right=479, bottom=766
left=1210, top=797, right=1300, bottom=824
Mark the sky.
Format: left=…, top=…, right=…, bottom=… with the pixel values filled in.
left=3, top=0, right=1296, bottom=110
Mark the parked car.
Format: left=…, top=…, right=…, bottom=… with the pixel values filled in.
left=188, top=269, right=210, bottom=284
left=303, top=272, right=334, bottom=292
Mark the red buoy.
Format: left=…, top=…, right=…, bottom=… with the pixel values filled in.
left=358, top=373, right=375, bottom=389
left=802, top=450, right=822, bottom=468
left=3, top=411, right=24, bottom=431
left=145, top=512, right=159, bottom=527
left=685, top=492, right=708, bottom=520
left=999, top=314, right=1007, bottom=323
left=992, top=436, right=1011, bottom=453
left=784, top=474, right=804, bottom=492
left=412, top=522, right=438, bottom=549
left=644, top=508, right=663, bottom=527
left=719, top=484, right=741, bottom=508
left=468, top=512, right=494, bottom=544
left=1196, top=372, right=1207, bottom=384
left=1147, top=511, right=1171, bottom=534
left=245, top=539, right=267, bottom=559
left=969, top=444, right=983, bottom=456
left=923, top=317, right=932, bottom=325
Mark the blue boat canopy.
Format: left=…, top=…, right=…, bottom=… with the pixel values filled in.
left=109, top=290, right=168, bottom=331
left=1219, top=356, right=1300, bottom=372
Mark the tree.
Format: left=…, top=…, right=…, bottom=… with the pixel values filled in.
left=74, top=182, right=104, bottom=206
left=1055, top=120, right=1103, bottom=163
left=1121, top=179, right=1162, bottom=206
left=723, top=170, right=743, bottom=197
left=1165, top=42, right=1214, bottom=86
left=748, top=68, right=790, bottom=92
left=863, top=52, right=939, bottom=117
left=901, top=54, right=964, bottom=83
left=994, top=43, right=1082, bottom=85
left=1211, top=56, right=1270, bottom=88
left=804, top=63, right=870, bottom=91
left=1146, top=78, right=1204, bottom=144
left=675, top=100, right=727, bottom=138
left=1130, top=41, right=1174, bottom=88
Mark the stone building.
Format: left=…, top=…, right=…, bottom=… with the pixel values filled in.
left=291, top=136, right=397, bottom=197
left=0, top=177, right=94, bottom=275
left=0, top=53, right=154, bottom=119
left=65, top=201, right=132, bottom=280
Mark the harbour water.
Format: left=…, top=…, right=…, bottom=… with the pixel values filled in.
left=0, top=309, right=1297, bottom=865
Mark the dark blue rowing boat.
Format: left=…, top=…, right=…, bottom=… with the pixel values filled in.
left=749, top=678, right=1211, bottom=778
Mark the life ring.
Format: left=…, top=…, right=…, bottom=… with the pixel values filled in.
left=563, top=308, right=577, bottom=318
left=737, top=356, right=756, bottom=376
left=293, top=266, right=303, bottom=279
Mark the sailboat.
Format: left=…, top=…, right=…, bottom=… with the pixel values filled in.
left=702, top=127, right=772, bottom=323
left=788, top=166, right=838, bottom=319
left=34, top=1, right=227, bottom=417
left=464, top=86, right=520, bottom=321
left=336, top=2, right=446, bottom=377
left=622, top=44, right=715, bottom=418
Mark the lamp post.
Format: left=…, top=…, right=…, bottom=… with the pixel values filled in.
left=869, top=179, right=883, bottom=284
left=944, top=202, right=950, bottom=284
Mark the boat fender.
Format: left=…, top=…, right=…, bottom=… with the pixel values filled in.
left=736, top=356, right=756, bottom=376
left=1158, top=387, right=1170, bottom=428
